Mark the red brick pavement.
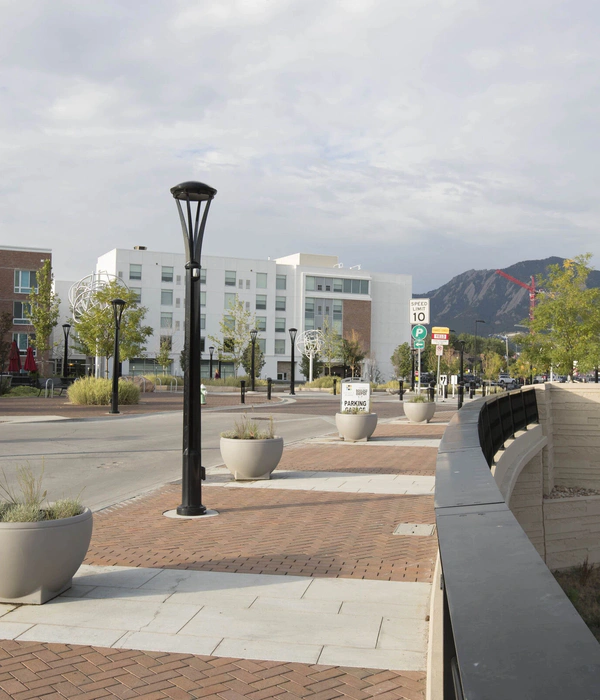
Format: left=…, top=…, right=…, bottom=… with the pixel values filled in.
left=0, top=641, right=426, bottom=700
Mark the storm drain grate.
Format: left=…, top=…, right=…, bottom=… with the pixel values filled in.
left=393, top=523, right=436, bottom=536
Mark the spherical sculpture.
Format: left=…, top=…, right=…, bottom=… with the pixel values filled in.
left=69, top=272, right=129, bottom=319
left=295, top=330, right=324, bottom=359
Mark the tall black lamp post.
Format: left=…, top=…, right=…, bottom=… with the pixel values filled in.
left=209, top=346, right=214, bottom=379
left=289, top=328, right=297, bottom=395
left=109, top=299, right=126, bottom=415
left=459, top=340, right=466, bottom=383
left=475, top=319, right=486, bottom=376
left=250, top=329, right=258, bottom=391
left=62, top=323, right=71, bottom=378
left=171, top=181, right=217, bottom=517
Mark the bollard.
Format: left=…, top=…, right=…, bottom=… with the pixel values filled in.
left=333, top=377, right=337, bottom=395
left=469, top=381, right=475, bottom=399
left=443, top=384, right=448, bottom=399
left=428, top=383, right=435, bottom=403
left=267, top=377, right=272, bottom=400
left=399, top=380, right=404, bottom=401
left=240, top=380, right=246, bottom=404
left=458, top=383, right=464, bottom=409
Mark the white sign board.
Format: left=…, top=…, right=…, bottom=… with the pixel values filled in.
left=409, top=298, right=430, bottom=325
left=450, top=375, right=458, bottom=385
left=440, top=374, right=448, bottom=385
left=435, top=344, right=444, bottom=356
left=341, top=381, right=371, bottom=413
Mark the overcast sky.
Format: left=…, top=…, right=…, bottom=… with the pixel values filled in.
left=1, top=0, right=599, bottom=292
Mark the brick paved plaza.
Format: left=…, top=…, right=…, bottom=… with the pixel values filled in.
left=0, top=397, right=452, bottom=699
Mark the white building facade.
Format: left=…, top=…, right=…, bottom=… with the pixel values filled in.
left=91, top=248, right=412, bottom=381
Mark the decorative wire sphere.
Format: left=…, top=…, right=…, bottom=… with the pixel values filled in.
left=295, top=330, right=324, bottom=358
left=69, top=271, right=129, bottom=319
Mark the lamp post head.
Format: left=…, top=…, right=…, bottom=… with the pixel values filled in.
left=250, top=329, right=258, bottom=344
left=476, top=319, right=486, bottom=324
left=62, top=323, right=71, bottom=338
left=170, top=181, right=217, bottom=202
left=111, top=298, right=126, bottom=326
left=289, top=327, right=298, bottom=343
left=62, top=323, right=71, bottom=330
left=209, top=345, right=214, bottom=357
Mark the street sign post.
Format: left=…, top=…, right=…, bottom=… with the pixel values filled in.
left=431, top=326, right=450, bottom=345
left=410, top=299, right=430, bottom=325
left=411, top=325, right=427, bottom=341
left=435, top=344, right=444, bottom=356
left=414, top=339, right=425, bottom=349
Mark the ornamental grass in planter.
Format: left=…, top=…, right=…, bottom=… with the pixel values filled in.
left=0, top=465, right=93, bottom=604
left=404, top=394, right=436, bottom=423
left=220, top=415, right=284, bottom=480
left=335, top=406, right=378, bottom=442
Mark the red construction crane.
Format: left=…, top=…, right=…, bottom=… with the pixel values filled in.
left=495, top=270, right=536, bottom=321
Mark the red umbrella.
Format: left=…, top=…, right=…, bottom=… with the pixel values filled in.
left=24, top=346, right=37, bottom=373
left=8, top=341, right=22, bottom=373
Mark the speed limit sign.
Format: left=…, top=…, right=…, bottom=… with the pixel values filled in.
left=409, top=299, right=430, bottom=325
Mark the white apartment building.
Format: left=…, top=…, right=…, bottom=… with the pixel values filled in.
left=84, top=248, right=412, bottom=381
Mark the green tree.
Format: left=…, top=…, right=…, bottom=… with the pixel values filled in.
left=241, top=340, right=266, bottom=377
left=321, top=317, right=343, bottom=375
left=301, top=351, right=323, bottom=379
left=528, top=254, right=600, bottom=374
left=481, top=351, right=505, bottom=380
left=180, top=346, right=187, bottom=374
left=391, top=342, right=412, bottom=379
left=341, top=331, right=367, bottom=377
left=72, top=281, right=153, bottom=376
left=208, top=295, right=256, bottom=375
left=28, top=259, right=60, bottom=375
left=156, top=338, right=172, bottom=374
left=0, top=311, right=12, bottom=373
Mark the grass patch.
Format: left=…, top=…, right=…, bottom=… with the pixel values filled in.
left=554, top=558, right=600, bottom=642
left=68, top=377, right=140, bottom=405
left=3, top=386, right=40, bottom=398
left=221, top=415, right=275, bottom=439
left=203, top=376, right=268, bottom=387
left=143, top=374, right=184, bottom=387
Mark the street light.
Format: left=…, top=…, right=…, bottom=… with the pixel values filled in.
left=289, top=328, right=297, bottom=395
left=62, top=323, right=71, bottom=378
left=250, top=329, right=258, bottom=391
left=475, top=319, right=486, bottom=376
left=208, top=346, right=214, bottom=379
left=109, top=299, right=126, bottom=415
left=171, top=180, right=217, bottom=517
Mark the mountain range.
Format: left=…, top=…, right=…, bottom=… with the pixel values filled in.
left=416, top=257, right=600, bottom=336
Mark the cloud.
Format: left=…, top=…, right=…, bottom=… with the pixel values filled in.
left=0, top=0, right=599, bottom=293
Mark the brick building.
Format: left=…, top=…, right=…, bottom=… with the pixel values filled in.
left=0, top=245, right=52, bottom=370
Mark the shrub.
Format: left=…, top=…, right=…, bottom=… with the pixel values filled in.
left=144, top=374, right=183, bottom=387
left=5, top=386, right=40, bottom=398
left=68, top=377, right=140, bottom=405
left=203, top=376, right=267, bottom=387
left=221, top=415, right=274, bottom=439
left=304, top=376, right=337, bottom=389
left=409, top=394, right=432, bottom=403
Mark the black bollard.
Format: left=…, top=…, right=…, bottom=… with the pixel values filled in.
left=399, top=380, right=404, bottom=401
left=458, top=383, right=464, bottom=409
left=469, top=381, right=475, bottom=399
left=240, top=380, right=246, bottom=404
left=428, top=383, right=435, bottom=403
left=267, top=377, right=272, bottom=400
left=333, top=377, right=337, bottom=395
left=443, top=384, right=448, bottom=399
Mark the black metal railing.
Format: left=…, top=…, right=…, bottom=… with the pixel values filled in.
left=435, top=387, right=600, bottom=700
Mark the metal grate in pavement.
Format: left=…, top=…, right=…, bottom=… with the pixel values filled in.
left=394, top=523, right=436, bottom=536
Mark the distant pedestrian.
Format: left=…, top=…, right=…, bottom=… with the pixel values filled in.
left=214, top=369, right=220, bottom=380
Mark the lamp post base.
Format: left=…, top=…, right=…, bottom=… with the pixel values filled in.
left=176, top=504, right=207, bottom=517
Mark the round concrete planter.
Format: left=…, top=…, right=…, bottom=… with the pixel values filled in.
left=0, top=508, right=93, bottom=604
left=220, top=437, right=284, bottom=480
left=404, top=401, right=436, bottom=424
left=335, top=412, right=378, bottom=442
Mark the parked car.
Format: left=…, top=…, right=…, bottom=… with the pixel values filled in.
left=497, top=374, right=513, bottom=387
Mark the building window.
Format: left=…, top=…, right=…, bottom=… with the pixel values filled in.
left=256, top=294, right=267, bottom=310
left=275, top=296, right=286, bottom=311
left=12, top=332, right=34, bottom=352
left=275, top=318, right=286, bottom=333
left=224, top=315, right=235, bottom=331
left=200, top=337, right=206, bottom=352
left=276, top=274, right=286, bottom=290
left=333, top=278, right=343, bottom=293
left=175, top=320, right=180, bottom=331
left=225, top=293, right=237, bottom=309
left=118, top=271, right=123, bottom=279
left=245, top=302, right=250, bottom=310
left=225, top=270, right=236, bottom=286
left=256, top=272, right=267, bottom=289
left=246, top=280, right=250, bottom=289
left=201, top=314, right=206, bottom=330
left=274, top=339, right=285, bottom=355
left=305, top=276, right=315, bottom=291
left=14, top=270, right=37, bottom=294
left=200, top=269, right=206, bottom=284
left=238, top=279, right=243, bottom=289
left=258, top=338, right=266, bottom=353
left=13, top=302, right=31, bottom=325
left=256, top=316, right=267, bottom=332
left=176, top=275, right=182, bottom=285
left=161, top=290, right=173, bottom=306
left=201, top=291, right=206, bottom=306
left=130, top=287, right=142, bottom=303
left=175, top=297, right=181, bottom=308
left=160, top=312, right=173, bottom=329
left=129, top=264, right=142, bottom=281
left=159, top=335, right=172, bottom=350
left=361, top=279, right=369, bottom=294
left=161, top=266, right=174, bottom=283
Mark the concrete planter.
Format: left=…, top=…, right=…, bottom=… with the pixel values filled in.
left=404, top=401, right=436, bottom=424
left=0, top=508, right=93, bottom=604
left=335, top=413, right=378, bottom=442
left=220, top=437, right=284, bottom=480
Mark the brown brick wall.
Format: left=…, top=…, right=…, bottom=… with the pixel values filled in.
left=0, top=248, right=52, bottom=370
left=342, top=299, right=371, bottom=353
